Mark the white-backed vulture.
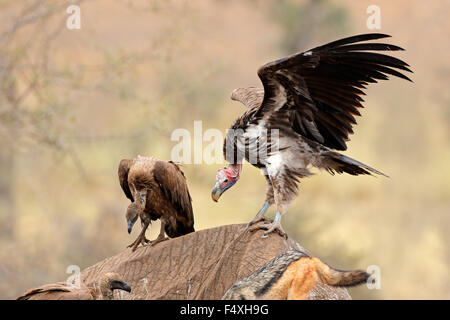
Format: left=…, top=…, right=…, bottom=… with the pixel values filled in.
left=17, top=272, right=131, bottom=300
left=211, top=33, right=412, bottom=237
left=118, top=155, right=194, bottom=252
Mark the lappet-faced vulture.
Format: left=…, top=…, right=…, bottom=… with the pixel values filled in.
left=211, top=34, right=412, bottom=237
left=118, top=155, right=194, bottom=252
left=17, top=272, right=131, bottom=300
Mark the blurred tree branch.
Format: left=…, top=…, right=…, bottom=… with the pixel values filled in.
left=0, top=0, right=84, bottom=43
left=0, top=0, right=215, bottom=238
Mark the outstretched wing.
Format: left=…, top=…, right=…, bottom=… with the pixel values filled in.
left=153, top=161, right=194, bottom=229
left=118, top=159, right=135, bottom=202
left=255, top=33, right=412, bottom=151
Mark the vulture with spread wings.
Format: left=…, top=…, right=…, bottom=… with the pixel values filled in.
left=211, top=34, right=412, bottom=238
left=119, top=156, right=194, bottom=251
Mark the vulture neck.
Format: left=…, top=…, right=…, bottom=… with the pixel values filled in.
left=228, top=163, right=242, bottom=179
left=135, top=189, right=147, bottom=209
left=98, top=280, right=114, bottom=300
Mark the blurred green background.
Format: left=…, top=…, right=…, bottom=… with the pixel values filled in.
left=0, top=0, right=449, bottom=299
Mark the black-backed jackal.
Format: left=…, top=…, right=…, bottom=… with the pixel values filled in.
left=222, top=250, right=370, bottom=300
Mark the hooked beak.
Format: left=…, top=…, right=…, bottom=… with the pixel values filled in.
left=127, top=220, right=133, bottom=234
left=211, top=182, right=223, bottom=202
left=111, top=280, right=132, bottom=293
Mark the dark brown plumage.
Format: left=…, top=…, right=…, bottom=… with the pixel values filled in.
left=212, top=34, right=412, bottom=237
left=119, top=155, right=194, bottom=252
left=17, top=272, right=131, bottom=300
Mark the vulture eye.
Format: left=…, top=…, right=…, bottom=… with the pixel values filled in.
left=224, top=179, right=229, bottom=183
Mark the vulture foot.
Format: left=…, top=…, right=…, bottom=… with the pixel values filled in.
left=246, top=202, right=270, bottom=228
left=128, top=221, right=150, bottom=252
left=246, top=216, right=270, bottom=229
left=127, top=234, right=150, bottom=252
left=249, top=211, right=287, bottom=239
left=150, top=236, right=168, bottom=247
left=259, top=221, right=287, bottom=239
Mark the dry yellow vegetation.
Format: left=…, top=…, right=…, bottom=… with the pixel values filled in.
left=0, top=0, right=448, bottom=299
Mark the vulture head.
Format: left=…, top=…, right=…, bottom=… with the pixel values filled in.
left=99, top=272, right=131, bottom=300
left=211, top=164, right=242, bottom=202
left=126, top=202, right=140, bottom=234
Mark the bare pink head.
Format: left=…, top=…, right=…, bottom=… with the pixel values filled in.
left=211, top=163, right=242, bottom=202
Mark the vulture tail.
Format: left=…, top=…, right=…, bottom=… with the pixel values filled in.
left=164, top=219, right=195, bottom=238
left=322, top=151, right=388, bottom=177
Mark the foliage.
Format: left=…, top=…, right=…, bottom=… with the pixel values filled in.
left=0, top=0, right=448, bottom=299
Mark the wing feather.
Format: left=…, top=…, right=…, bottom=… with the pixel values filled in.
left=255, top=33, right=412, bottom=150
left=231, top=87, right=264, bottom=109
left=118, top=159, right=135, bottom=202
left=152, top=161, right=194, bottom=230
left=17, top=283, right=92, bottom=300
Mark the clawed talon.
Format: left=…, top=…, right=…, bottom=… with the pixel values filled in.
left=127, top=221, right=151, bottom=252
left=150, top=236, right=168, bottom=246
left=247, top=219, right=271, bottom=233
left=128, top=232, right=169, bottom=252
left=246, top=219, right=260, bottom=228
left=259, top=222, right=287, bottom=239
left=246, top=216, right=269, bottom=229
left=127, top=241, right=139, bottom=252
left=127, top=235, right=151, bottom=252
left=246, top=210, right=287, bottom=239
left=246, top=202, right=270, bottom=229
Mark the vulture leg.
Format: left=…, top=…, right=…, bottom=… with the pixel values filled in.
left=247, top=175, right=275, bottom=227
left=150, top=220, right=168, bottom=246
left=128, top=221, right=150, bottom=252
left=260, top=211, right=287, bottom=239
left=246, top=202, right=270, bottom=228
left=258, top=176, right=288, bottom=239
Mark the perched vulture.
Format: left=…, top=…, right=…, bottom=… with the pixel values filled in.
left=211, top=33, right=412, bottom=237
left=17, top=272, right=131, bottom=300
left=118, top=155, right=194, bottom=252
